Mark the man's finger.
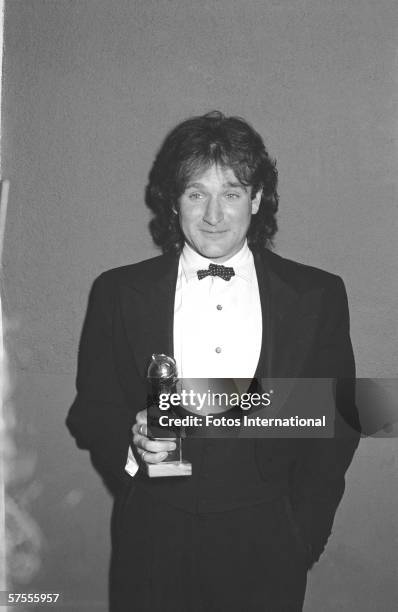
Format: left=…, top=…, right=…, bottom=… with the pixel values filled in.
left=140, top=450, right=168, bottom=464
left=131, top=422, right=148, bottom=436
left=138, top=423, right=147, bottom=436
left=132, top=432, right=175, bottom=452
left=135, top=409, right=147, bottom=425
left=140, top=437, right=176, bottom=453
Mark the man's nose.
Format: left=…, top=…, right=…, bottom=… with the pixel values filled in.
left=203, top=195, right=224, bottom=226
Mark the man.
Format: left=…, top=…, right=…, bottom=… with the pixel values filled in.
left=66, top=111, right=360, bottom=611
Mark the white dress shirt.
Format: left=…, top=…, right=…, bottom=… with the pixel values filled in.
left=125, top=240, right=262, bottom=476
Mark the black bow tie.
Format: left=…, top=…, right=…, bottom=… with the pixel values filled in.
left=197, top=263, right=235, bottom=281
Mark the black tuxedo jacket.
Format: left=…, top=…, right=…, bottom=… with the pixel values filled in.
left=66, top=248, right=360, bottom=567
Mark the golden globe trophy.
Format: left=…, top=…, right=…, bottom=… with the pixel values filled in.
left=146, top=354, right=192, bottom=477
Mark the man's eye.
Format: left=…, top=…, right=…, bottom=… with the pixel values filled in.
left=225, top=193, right=241, bottom=199
left=188, top=192, right=203, bottom=200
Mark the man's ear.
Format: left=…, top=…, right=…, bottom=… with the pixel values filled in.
left=251, top=188, right=262, bottom=215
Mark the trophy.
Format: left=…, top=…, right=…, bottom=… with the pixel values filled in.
left=145, top=354, right=192, bottom=477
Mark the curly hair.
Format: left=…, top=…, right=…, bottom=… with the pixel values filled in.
left=146, top=111, right=279, bottom=254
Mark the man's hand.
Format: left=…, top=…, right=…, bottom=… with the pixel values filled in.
left=132, top=409, right=176, bottom=465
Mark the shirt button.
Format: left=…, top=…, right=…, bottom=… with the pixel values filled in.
left=216, top=304, right=223, bottom=310
left=215, top=346, right=222, bottom=354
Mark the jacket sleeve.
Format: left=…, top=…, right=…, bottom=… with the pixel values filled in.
left=291, top=276, right=361, bottom=568
left=66, top=273, right=134, bottom=493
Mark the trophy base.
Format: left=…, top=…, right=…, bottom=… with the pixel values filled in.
left=146, top=460, right=192, bottom=478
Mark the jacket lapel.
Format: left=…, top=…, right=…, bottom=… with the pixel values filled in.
left=118, top=254, right=179, bottom=380
left=253, top=250, right=323, bottom=464
left=254, top=249, right=321, bottom=381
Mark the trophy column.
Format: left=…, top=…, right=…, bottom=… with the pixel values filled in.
left=145, top=354, right=192, bottom=477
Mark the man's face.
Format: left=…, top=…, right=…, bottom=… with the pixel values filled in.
left=177, top=165, right=261, bottom=262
